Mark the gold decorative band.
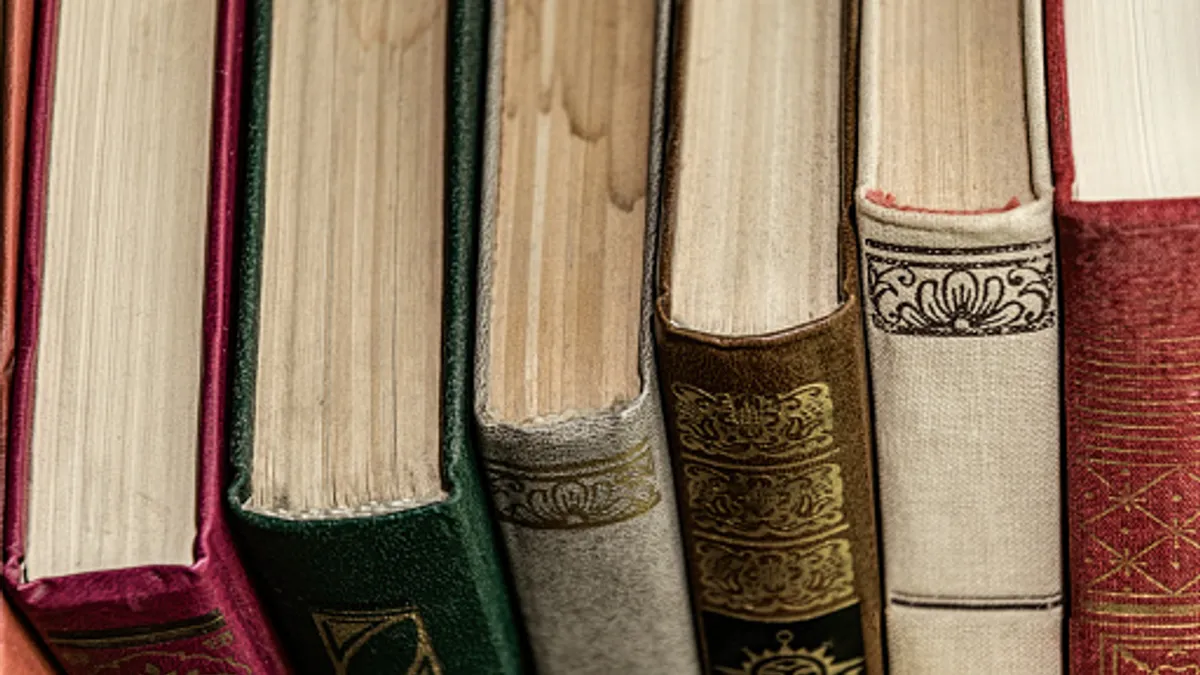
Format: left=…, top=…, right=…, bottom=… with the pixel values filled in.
left=694, top=537, right=858, bottom=622
left=485, top=439, right=662, bottom=529
left=669, top=380, right=860, bottom=622
left=48, top=610, right=225, bottom=649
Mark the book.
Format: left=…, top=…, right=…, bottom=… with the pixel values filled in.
left=2, top=0, right=289, bottom=672
left=654, top=1, right=883, bottom=672
left=224, top=1, right=523, bottom=672
left=1048, top=0, right=1200, bottom=672
left=472, top=0, right=699, bottom=672
left=1, top=1, right=54, bottom=671
left=854, top=0, right=1062, bottom=671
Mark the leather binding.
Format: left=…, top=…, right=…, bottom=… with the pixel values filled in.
left=855, top=0, right=1062, bottom=672
left=225, top=1, right=524, bottom=673
left=472, top=1, right=700, bottom=673
left=2, top=1, right=290, bottom=672
left=0, top=2, right=53, bottom=672
left=1046, top=0, right=1200, bottom=671
left=655, top=1, right=883, bottom=672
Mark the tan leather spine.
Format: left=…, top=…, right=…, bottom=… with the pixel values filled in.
left=655, top=1, right=883, bottom=672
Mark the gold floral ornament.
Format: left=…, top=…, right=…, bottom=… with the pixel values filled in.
left=486, top=440, right=661, bottom=529
left=671, top=383, right=833, bottom=462
left=695, top=539, right=856, bottom=621
left=716, top=630, right=864, bottom=675
left=684, top=462, right=845, bottom=541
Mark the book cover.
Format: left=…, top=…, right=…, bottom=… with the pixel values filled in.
left=0, top=1, right=56, bottom=671
left=471, top=1, right=699, bottom=673
left=225, top=1, right=524, bottom=673
left=1047, top=0, right=1200, bottom=671
left=2, top=0, right=289, bottom=672
left=854, top=0, right=1062, bottom=671
left=654, top=1, right=883, bottom=672
left=854, top=0, right=1060, bottom=667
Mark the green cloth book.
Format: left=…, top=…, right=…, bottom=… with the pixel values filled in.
left=225, top=1, right=523, bottom=673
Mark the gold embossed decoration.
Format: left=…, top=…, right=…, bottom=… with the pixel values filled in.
left=485, top=440, right=661, bottom=529
left=716, top=630, right=864, bottom=675
left=312, top=608, right=443, bottom=675
left=684, top=462, right=846, bottom=540
left=671, top=383, right=834, bottom=462
left=695, top=539, right=856, bottom=621
left=671, top=381, right=858, bottom=623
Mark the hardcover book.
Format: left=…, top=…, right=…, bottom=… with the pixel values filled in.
left=654, top=1, right=883, bottom=672
left=1049, top=0, right=1200, bottom=672
left=225, top=1, right=523, bottom=673
left=472, top=0, right=699, bottom=673
left=2, top=0, right=289, bottom=672
left=1, top=1, right=53, bottom=671
left=854, top=0, right=1062, bottom=672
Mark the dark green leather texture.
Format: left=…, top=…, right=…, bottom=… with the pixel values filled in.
left=226, top=1, right=523, bottom=673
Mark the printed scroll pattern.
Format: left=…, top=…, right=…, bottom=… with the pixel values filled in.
left=312, top=608, right=442, bottom=675
left=716, top=630, right=864, bottom=675
left=485, top=440, right=661, bottom=529
left=863, top=238, right=1056, bottom=337
left=671, top=382, right=857, bottom=622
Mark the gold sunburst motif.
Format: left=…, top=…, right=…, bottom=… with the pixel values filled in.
left=717, top=631, right=864, bottom=675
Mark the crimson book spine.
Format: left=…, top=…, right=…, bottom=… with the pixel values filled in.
left=2, top=1, right=289, bottom=672
left=1048, top=0, right=1200, bottom=671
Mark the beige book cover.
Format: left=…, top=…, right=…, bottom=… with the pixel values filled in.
left=855, top=0, right=1062, bottom=672
left=472, top=1, right=699, bottom=673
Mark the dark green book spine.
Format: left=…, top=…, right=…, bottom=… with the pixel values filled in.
left=226, top=1, right=523, bottom=673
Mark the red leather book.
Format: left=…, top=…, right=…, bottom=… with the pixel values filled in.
left=1, top=1, right=53, bottom=672
left=2, top=1, right=288, bottom=672
left=1049, top=0, right=1200, bottom=671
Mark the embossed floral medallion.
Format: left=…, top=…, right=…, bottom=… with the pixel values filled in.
left=485, top=440, right=661, bottom=529
left=671, top=383, right=834, bottom=462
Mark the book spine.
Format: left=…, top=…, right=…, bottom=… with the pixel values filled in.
left=14, top=572, right=280, bottom=675
left=1059, top=212, right=1200, bottom=673
left=475, top=390, right=700, bottom=674
left=655, top=305, right=883, bottom=675
left=229, top=503, right=522, bottom=675
left=225, top=0, right=523, bottom=672
left=855, top=209, right=1064, bottom=674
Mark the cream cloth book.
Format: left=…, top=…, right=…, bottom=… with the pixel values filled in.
left=855, top=0, right=1062, bottom=672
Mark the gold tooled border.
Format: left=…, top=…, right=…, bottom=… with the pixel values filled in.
left=47, top=610, right=225, bottom=649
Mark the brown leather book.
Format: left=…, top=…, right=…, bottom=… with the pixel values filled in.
left=654, top=0, right=882, bottom=672
left=1, top=1, right=54, bottom=673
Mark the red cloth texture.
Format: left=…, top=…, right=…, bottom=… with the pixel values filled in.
left=1048, top=0, right=1200, bottom=672
left=2, top=1, right=289, bottom=672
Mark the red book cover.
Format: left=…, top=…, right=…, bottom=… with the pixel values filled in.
left=1049, top=0, right=1200, bottom=671
left=1, top=0, right=57, bottom=671
left=2, top=1, right=289, bottom=672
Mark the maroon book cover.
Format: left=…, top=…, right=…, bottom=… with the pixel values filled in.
left=1, top=1, right=289, bottom=672
left=1048, top=0, right=1200, bottom=672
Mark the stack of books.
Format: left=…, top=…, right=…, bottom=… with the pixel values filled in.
left=0, top=0, right=1197, bottom=674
